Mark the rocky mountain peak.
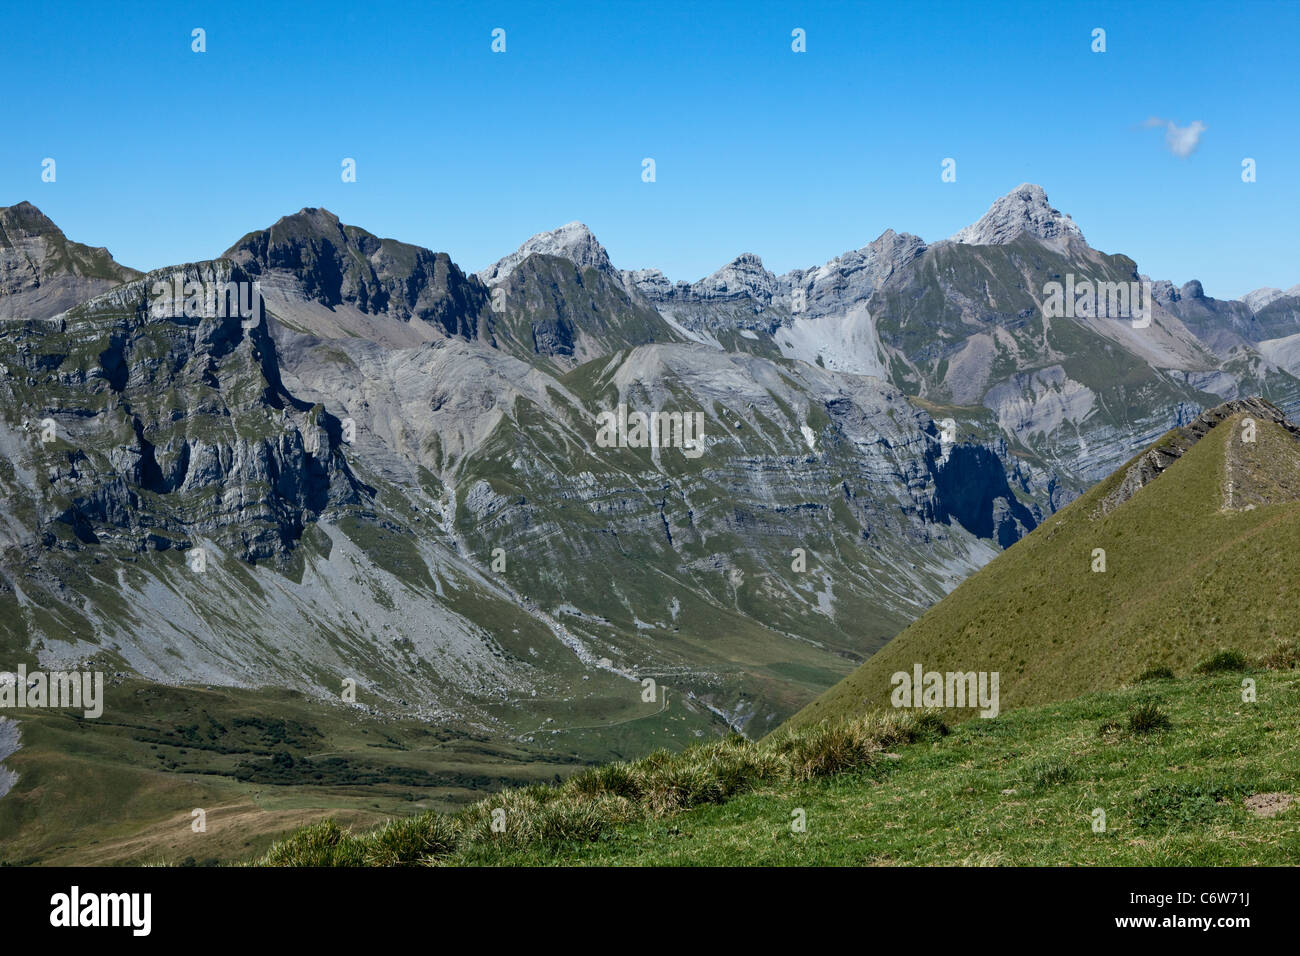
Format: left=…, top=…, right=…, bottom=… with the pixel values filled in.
left=0, top=202, right=141, bottom=319
left=0, top=201, right=65, bottom=243
left=222, top=208, right=353, bottom=258
left=477, top=221, right=613, bottom=284
left=949, top=184, right=1085, bottom=247
left=221, top=209, right=486, bottom=338
left=282, top=206, right=342, bottom=233
left=697, top=253, right=778, bottom=302
left=776, top=229, right=926, bottom=321
left=631, top=253, right=780, bottom=306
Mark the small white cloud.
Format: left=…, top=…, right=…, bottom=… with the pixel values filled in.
left=1143, top=116, right=1207, bottom=157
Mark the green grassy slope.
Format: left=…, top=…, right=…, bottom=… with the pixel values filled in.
left=251, top=661, right=1300, bottom=866
left=0, top=680, right=596, bottom=866
left=784, top=409, right=1300, bottom=730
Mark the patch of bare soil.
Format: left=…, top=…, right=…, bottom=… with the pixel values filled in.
left=1243, top=792, right=1294, bottom=818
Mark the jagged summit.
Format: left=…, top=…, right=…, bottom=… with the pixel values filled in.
left=221, top=207, right=355, bottom=258
left=692, top=253, right=778, bottom=302
left=625, top=253, right=780, bottom=310
left=948, top=183, right=1085, bottom=248
left=782, top=229, right=927, bottom=307
left=0, top=200, right=130, bottom=265
left=477, top=221, right=613, bottom=284
left=275, top=206, right=343, bottom=234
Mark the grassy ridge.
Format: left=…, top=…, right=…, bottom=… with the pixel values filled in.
left=786, top=412, right=1300, bottom=730
left=254, top=655, right=1300, bottom=866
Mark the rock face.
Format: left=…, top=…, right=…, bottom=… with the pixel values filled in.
left=0, top=716, right=17, bottom=800
left=482, top=252, right=682, bottom=368
left=782, top=230, right=927, bottom=321
left=948, top=183, right=1085, bottom=248
left=630, top=232, right=926, bottom=324
left=636, top=253, right=779, bottom=306
left=0, top=202, right=141, bottom=320
left=4, top=258, right=368, bottom=565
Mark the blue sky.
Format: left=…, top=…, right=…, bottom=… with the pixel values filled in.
left=3, top=0, right=1296, bottom=298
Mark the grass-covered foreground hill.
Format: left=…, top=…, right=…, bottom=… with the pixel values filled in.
left=254, top=658, right=1299, bottom=866
left=787, top=397, right=1300, bottom=729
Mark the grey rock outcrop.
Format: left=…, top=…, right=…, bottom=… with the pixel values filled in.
left=1241, top=285, right=1300, bottom=312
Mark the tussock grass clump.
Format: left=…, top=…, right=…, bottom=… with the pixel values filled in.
left=1127, top=700, right=1172, bottom=735
left=1025, top=757, right=1074, bottom=789
left=259, top=820, right=369, bottom=867
left=1136, top=666, right=1175, bottom=682
left=568, top=761, right=644, bottom=801
left=258, top=709, right=946, bottom=867
left=1258, top=641, right=1300, bottom=671
left=363, top=813, right=460, bottom=866
left=1194, top=649, right=1249, bottom=674
left=772, top=709, right=944, bottom=780
left=460, top=790, right=631, bottom=851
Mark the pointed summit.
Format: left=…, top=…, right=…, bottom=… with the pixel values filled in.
left=272, top=206, right=344, bottom=236
left=0, top=200, right=65, bottom=241
left=221, top=207, right=349, bottom=258
left=949, top=184, right=1085, bottom=248
left=782, top=229, right=927, bottom=313
left=477, top=222, right=613, bottom=284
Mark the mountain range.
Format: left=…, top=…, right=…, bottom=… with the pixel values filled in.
left=2, top=183, right=1299, bottom=754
